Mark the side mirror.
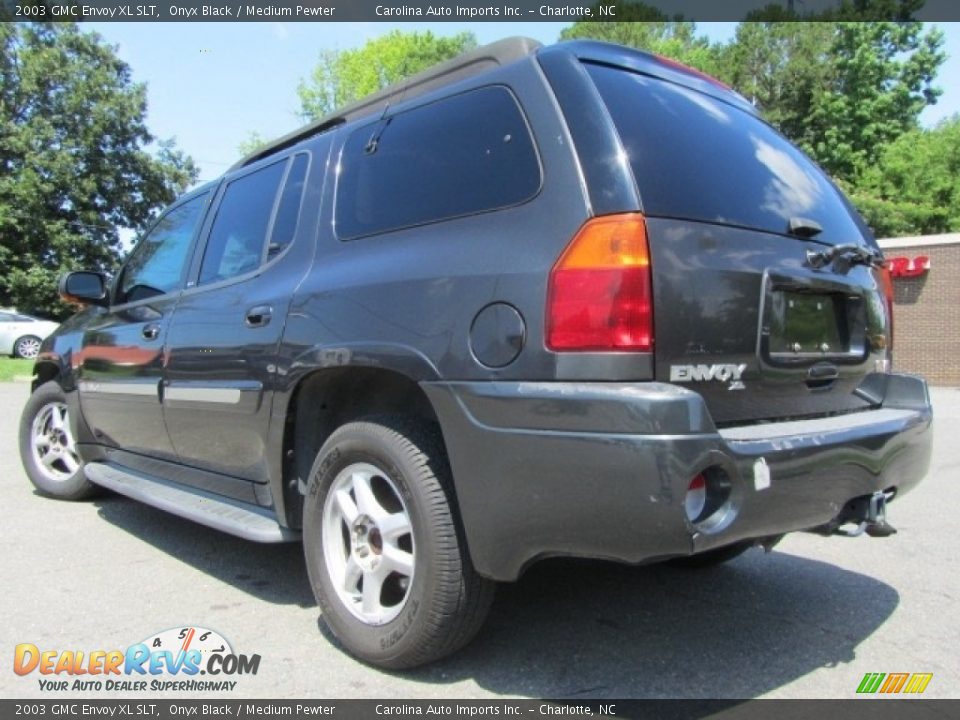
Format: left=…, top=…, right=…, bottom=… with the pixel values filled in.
left=59, top=271, right=108, bottom=307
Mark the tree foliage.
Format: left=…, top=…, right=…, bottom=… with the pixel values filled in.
left=715, top=22, right=835, bottom=148
left=237, top=131, right=269, bottom=158
left=847, top=117, right=960, bottom=237
left=0, top=23, right=197, bottom=318
left=790, top=22, right=942, bottom=180
left=297, top=31, right=477, bottom=121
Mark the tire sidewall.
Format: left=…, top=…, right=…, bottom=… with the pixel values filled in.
left=303, top=425, right=447, bottom=666
left=19, top=381, right=90, bottom=499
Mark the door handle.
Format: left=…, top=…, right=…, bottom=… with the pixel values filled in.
left=142, top=323, right=161, bottom=341
left=245, top=305, right=273, bottom=328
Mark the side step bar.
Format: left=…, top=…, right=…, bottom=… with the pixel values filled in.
left=84, top=462, right=300, bottom=543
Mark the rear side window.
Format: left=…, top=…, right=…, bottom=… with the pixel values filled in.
left=586, top=63, right=865, bottom=245
left=268, top=153, right=310, bottom=259
left=335, top=85, right=541, bottom=240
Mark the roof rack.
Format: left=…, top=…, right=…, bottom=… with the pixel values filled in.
left=232, top=36, right=543, bottom=171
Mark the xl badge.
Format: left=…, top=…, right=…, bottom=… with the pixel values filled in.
left=670, top=363, right=747, bottom=390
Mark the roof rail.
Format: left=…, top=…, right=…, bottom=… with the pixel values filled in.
left=232, top=36, right=543, bottom=171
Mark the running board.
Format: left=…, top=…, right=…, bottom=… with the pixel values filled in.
left=84, top=462, right=299, bottom=543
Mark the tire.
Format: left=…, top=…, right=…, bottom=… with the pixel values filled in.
left=14, top=335, right=42, bottom=359
left=303, top=416, right=494, bottom=669
left=668, top=540, right=754, bottom=568
left=19, top=380, right=96, bottom=500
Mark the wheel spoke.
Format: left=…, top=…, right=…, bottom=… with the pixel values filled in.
left=40, top=448, right=60, bottom=469
left=60, top=451, right=79, bottom=474
left=361, top=570, right=384, bottom=615
left=382, top=544, right=414, bottom=577
left=379, top=511, right=411, bottom=541
left=343, top=556, right=362, bottom=593
left=351, top=472, right=385, bottom=520
left=335, top=489, right=359, bottom=525
left=61, top=414, right=76, bottom=443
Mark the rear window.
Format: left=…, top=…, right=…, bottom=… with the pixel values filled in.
left=335, top=85, right=541, bottom=240
left=586, top=63, right=865, bottom=245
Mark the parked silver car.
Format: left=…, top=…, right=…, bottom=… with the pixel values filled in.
left=0, top=310, right=59, bottom=359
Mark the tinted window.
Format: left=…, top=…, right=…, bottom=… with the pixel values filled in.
left=268, top=153, right=309, bottom=259
left=586, top=64, right=865, bottom=245
left=199, top=160, right=286, bottom=285
left=336, top=86, right=540, bottom=240
left=120, top=193, right=208, bottom=303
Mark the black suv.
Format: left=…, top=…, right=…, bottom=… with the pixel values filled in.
left=20, top=38, right=932, bottom=669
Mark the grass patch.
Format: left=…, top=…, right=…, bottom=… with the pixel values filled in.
left=0, top=357, right=34, bottom=382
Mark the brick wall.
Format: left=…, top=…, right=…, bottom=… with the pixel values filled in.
left=878, top=236, right=960, bottom=386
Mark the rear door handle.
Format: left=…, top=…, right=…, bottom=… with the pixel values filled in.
left=245, top=305, right=273, bottom=328
left=142, top=324, right=160, bottom=341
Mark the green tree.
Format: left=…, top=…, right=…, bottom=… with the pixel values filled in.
left=715, top=22, right=834, bottom=145
left=297, top=30, right=477, bottom=121
left=716, top=21, right=943, bottom=181
left=560, top=19, right=721, bottom=75
left=847, top=117, right=960, bottom=237
left=237, top=131, right=269, bottom=158
left=0, top=23, right=197, bottom=318
left=805, top=22, right=944, bottom=180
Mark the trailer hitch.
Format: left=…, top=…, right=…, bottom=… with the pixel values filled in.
left=811, top=490, right=898, bottom=538
left=836, top=491, right=897, bottom=537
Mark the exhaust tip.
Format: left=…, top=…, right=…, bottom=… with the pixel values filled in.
left=683, top=467, right=736, bottom=532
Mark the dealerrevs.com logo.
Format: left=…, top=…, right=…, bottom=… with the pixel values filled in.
left=856, top=672, right=933, bottom=695
left=13, top=626, right=260, bottom=692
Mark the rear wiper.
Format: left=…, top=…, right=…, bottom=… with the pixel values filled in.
left=806, top=243, right=883, bottom=272
left=788, top=217, right=823, bottom=238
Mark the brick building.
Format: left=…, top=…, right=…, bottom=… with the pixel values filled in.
left=878, top=234, right=960, bottom=386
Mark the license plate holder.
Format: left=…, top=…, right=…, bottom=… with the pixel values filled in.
left=761, top=275, right=868, bottom=367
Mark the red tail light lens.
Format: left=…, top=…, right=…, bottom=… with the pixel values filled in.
left=546, top=214, right=653, bottom=352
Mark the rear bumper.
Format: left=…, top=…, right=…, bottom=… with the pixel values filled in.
left=422, top=373, right=932, bottom=581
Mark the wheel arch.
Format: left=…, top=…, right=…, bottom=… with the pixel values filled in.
left=278, top=365, right=447, bottom=532
left=32, top=361, right=60, bottom=390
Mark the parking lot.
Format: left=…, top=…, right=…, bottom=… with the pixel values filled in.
left=1, top=380, right=957, bottom=699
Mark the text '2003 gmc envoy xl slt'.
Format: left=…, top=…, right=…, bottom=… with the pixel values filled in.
left=20, top=38, right=932, bottom=669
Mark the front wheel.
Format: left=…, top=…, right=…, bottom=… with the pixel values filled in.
left=303, top=417, right=494, bottom=669
left=19, top=380, right=96, bottom=500
left=14, top=335, right=42, bottom=359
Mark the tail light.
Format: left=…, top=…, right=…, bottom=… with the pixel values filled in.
left=546, top=213, right=653, bottom=352
left=878, top=263, right=895, bottom=355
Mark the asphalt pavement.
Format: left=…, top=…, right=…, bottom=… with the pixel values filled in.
left=1, top=380, right=957, bottom=699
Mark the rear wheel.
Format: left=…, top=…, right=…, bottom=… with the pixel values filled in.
left=13, top=335, right=42, bottom=359
left=303, top=417, right=494, bottom=669
left=669, top=540, right=754, bottom=568
left=19, top=380, right=96, bottom=500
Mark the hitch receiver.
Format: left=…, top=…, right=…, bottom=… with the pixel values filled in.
left=814, top=491, right=898, bottom=538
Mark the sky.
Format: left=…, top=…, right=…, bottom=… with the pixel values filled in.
left=85, top=21, right=960, bottom=187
